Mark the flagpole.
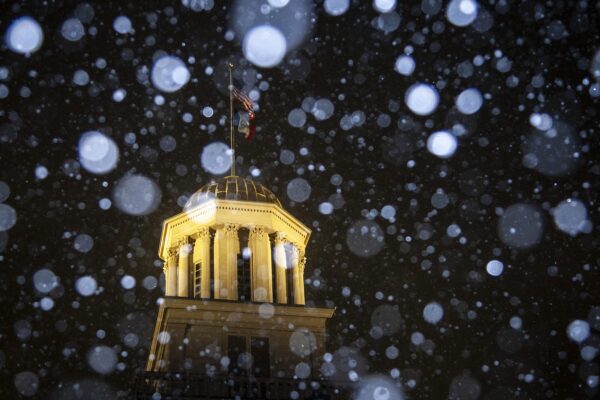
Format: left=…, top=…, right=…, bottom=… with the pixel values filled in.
left=228, top=62, right=235, bottom=177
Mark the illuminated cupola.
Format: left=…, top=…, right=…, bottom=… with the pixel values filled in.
left=145, top=175, right=334, bottom=379
left=161, top=175, right=308, bottom=304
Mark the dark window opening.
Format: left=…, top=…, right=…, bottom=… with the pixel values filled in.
left=237, top=255, right=251, bottom=301
left=251, top=337, right=270, bottom=378
left=228, top=335, right=270, bottom=378
left=209, top=231, right=215, bottom=299
left=286, top=267, right=295, bottom=304
left=227, top=335, right=246, bottom=376
left=237, top=229, right=250, bottom=301
left=194, top=262, right=201, bottom=298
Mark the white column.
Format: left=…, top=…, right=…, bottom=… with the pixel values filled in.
left=213, top=227, right=223, bottom=299
left=213, top=224, right=239, bottom=300
left=291, top=245, right=300, bottom=304
left=226, top=223, right=240, bottom=300
left=249, top=225, right=273, bottom=302
left=162, top=263, right=168, bottom=298
left=298, top=255, right=306, bottom=305
left=178, top=241, right=192, bottom=297
left=193, top=227, right=211, bottom=299
left=291, top=245, right=306, bottom=305
left=166, top=248, right=178, bottom=296
left=273, top=232, right=287, bottom=304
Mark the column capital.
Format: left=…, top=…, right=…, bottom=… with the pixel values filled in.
left=249, top=225, right=266, bottom=237
left=168, top=247, right=178, bottom=257
left=297, top=246, right=306, bottom=259
left=290, top=241, right=305, bottom=250
left=273, top=232, right=286, bottom=245
left=225, top=223, right=240, bottom=233
left=177, top=236, right=191, bottom=245
left=299, top=257, right=307, bottom=273
left=180, top=242, right=193, bottom=255
left=193, top=226, right=210, bottom=240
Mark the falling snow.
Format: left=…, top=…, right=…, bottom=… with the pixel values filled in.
left=1, top=1, right=598, bottom=399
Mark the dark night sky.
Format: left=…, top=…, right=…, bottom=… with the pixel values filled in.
left=1, top=0, right=599, bottom=399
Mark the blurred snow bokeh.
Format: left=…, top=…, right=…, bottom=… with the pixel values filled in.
left=405, top=83, right=439, bottom=115
left=232, top=0, right=313, bottom=68
left=113, top=175, right=162, bottom=216
left=243, top=25, right=287, bottom=68
left=1, top=1, right=598, bottom=399
left=78, top=131, right=119, bottom=175
left=5, top=16, right=44, bottom=55
left=151, top=55, right=190, bottom=93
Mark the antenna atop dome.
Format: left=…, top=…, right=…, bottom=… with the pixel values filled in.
left=228, top=62, right=235, bottom=177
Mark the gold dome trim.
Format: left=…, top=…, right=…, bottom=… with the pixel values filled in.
left=184, top=176, right=282, bottom=210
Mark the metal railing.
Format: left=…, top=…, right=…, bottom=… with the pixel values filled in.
left=129, top=371, right=348, bottom=399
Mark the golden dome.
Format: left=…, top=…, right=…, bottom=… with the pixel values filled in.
left=184, top=176, right=282, bottom=210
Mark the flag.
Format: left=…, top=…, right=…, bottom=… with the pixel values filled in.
left=231, top=87, right=256, bottom=140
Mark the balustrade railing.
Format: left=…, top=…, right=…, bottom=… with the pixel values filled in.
left=130, top=371, right=348, bottom=399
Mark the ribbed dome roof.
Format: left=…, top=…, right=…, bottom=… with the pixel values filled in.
left=184, top=176, right=282, bottom=210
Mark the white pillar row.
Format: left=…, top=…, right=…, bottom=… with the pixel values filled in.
left=166, top=247, right=178, bottom=296
left=214, top=224, right=239, bottom=300
left=249, top=225, right=273, bottom=302
left=178, top=240, right=192, bottom=297
left=193, top=227, right=211, bottom=299
left=273, top=232, right=287, bottom=304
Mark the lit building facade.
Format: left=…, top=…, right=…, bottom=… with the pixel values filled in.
left=135, top=176, right=337, bottom=398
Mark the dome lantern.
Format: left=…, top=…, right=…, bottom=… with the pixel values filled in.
left=158, top=176, right=311, bottom=303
